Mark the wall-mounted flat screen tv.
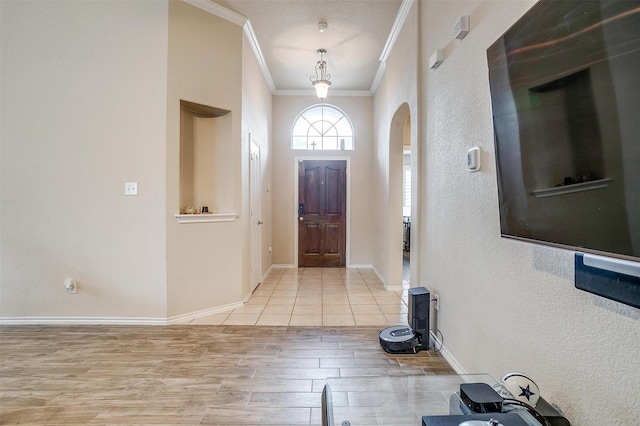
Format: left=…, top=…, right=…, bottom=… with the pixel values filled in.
left=487, top=0, right=640, bottom=263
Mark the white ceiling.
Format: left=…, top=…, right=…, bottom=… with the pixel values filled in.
left=212, top=0, right=404, bottom=95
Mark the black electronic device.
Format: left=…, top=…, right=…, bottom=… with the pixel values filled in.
left=487, top=0, right=640, bottom=309
left=423, top=413, right=529, bottom=426
left=487, top=0, right=640, bottom=262
left=460, top=383, right=503, bottom=413
left=379, top=286, right=430, bottom=354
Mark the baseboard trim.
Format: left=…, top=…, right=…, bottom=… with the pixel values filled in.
left=1, top=300, right=247, bottom=326
left=371, top=266, right=396, bottom=291
left=348, top=264, right=373, bottom=269
left=270, top=264, right=377, bottom=270
left=261, top=265, right=273, bottom=282
left=430, top=330, right=466, bottom=374
left=167, top=301, right=243, bottom=325
left=0, top=317, right=167, bottom=326
left=385, top=285, right=404, bottom=291
left=369, top=265, right=404, bottom=291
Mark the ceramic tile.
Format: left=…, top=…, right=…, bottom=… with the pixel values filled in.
left=246, top=296, right=270, bottom=305
left=222, top=313, right=260, bottom=325
left=353, top=314, right=388, bottom=326
left=262, top=304, right=294, bottom=315
left=189, top=312, right=230, bottom=325
left=294, top=296, right=322, bottom=306
left=256, top=314, right=292, bottom=326
left=322, top=296, right=350, bottom=305
left=350, top=304, right=382, bottom=315
left=231, top=304, right=266, bottom=314
left=268, top=296, right=297, bottom=305
left=323, top=304, right=352, bottom=315
left=293, top=304, right=322, bottom=315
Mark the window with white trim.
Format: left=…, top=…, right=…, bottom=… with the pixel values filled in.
left=291, top=104, right=354, bottom=150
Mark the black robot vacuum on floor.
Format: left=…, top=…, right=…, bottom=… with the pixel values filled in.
left=379, top=287, right=430, bottom=354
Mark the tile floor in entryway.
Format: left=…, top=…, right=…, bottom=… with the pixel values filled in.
left=182, top=268, right=410, bottom=327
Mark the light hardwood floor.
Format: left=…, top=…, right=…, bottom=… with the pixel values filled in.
left=1, top=268, right=454, bottom=425
left=0, top=325, right=455, bottom=425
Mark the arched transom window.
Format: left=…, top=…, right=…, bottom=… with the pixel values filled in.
left=291, top=104, right=354, bottom=150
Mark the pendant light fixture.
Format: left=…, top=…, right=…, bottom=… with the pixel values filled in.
left=311, top=48, right=331, bottom=101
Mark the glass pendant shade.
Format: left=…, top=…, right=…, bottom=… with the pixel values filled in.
left=313, top=80, right=331, bottom=100
left=310, top=49, right=331, bottom=100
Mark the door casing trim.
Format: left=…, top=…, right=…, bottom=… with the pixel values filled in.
left=294, top=156, right=351, bottom=268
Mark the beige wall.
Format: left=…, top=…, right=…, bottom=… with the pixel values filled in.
left=242, top=31, right=273, bottom=291
left=0, top=0, right=169, bottom=321
left=271, top=96, right=374, bottom=267
left=409, top=0, right=638, bottom=423
left=372, top=3, right=419, bottom=289
left=3, top=1, right=639, bottom=422
left=1, top=0, right=272, bottom=323
left=166, top=1, right=244, bottom=318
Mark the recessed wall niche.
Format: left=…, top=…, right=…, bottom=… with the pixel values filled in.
left=179, top=100, right=232, bottom=216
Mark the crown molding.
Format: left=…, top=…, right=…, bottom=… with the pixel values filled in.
left=182, top=0, right=246, bottom=25
left=371, top=0, right=415, bottom=92
left=379, top=0, right=414, bottom=63
left=370, top=61, right=387, bottom=94
left=274, top=89, right=373, bottom=97
left=243, top=20, right=276, bottom=92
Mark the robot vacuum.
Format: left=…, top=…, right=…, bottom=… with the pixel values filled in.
left=379, top=287, right=430, bottom=354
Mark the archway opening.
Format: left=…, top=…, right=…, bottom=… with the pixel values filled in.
left=387, top=103, right=411, bottom=288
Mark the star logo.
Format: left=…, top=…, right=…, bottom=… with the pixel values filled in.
left=519, top=384, right=536, bottom=401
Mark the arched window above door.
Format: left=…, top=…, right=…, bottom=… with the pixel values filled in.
left=291, top=104, right=354, bottom=150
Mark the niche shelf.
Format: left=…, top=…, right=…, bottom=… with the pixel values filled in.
left=174, top=213, right=238, bottom=224
left=178, top=99, right=235, bottom=223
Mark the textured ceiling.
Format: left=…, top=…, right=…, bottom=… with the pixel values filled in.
left=214, top=0, right=403, bottom=93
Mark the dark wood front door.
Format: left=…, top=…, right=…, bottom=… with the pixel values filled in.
left=298, top=160, right=346, bottom=267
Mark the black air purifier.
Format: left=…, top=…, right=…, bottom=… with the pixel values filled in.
left=379, top=286, right=430, bottom=354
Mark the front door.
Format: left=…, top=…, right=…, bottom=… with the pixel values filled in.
left=298, top=160, right=346, bottom=267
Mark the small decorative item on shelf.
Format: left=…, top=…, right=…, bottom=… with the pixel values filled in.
left=201, top=206, right=209, bottom=213
left=185, top=206, right=194, bottom=214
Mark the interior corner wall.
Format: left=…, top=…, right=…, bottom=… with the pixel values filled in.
left=418, top=1, right=640, bottom=424
left=166, top=1, right=243, bottom=318
left=242, top=32, right=273, bottom=294
left=372, top=2, right=418, bottom=287
left=0, top=0, right=169, bottom=322
left=271, top=95, right=374, bottom=267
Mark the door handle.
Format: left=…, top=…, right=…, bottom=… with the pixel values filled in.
left=299, top=217, right=304, bottom=221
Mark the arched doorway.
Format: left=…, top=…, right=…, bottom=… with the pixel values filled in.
left=387, top=103, right=412, bottom=289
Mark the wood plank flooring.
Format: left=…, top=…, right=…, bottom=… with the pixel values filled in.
left=0, top=325, right=455, bottom=425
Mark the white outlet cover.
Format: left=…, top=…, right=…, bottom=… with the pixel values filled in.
left=125, top=182, right=138, bottom=195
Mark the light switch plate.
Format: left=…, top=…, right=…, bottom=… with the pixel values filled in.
left=467, top=147, right=481, bottom=172
left=125, top=182, right=138, bottom=195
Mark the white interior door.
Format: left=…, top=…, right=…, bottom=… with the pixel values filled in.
left=250, top=136, right=262, bottom=292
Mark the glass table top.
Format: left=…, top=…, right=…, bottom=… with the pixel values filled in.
left=325, top=374, right=543, bottom=426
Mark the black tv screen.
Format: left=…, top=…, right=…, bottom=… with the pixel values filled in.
left=487, top=0, right=640, bottom=262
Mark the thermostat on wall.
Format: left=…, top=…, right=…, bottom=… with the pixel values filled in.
left=467, top=147, right=481, bottom=172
